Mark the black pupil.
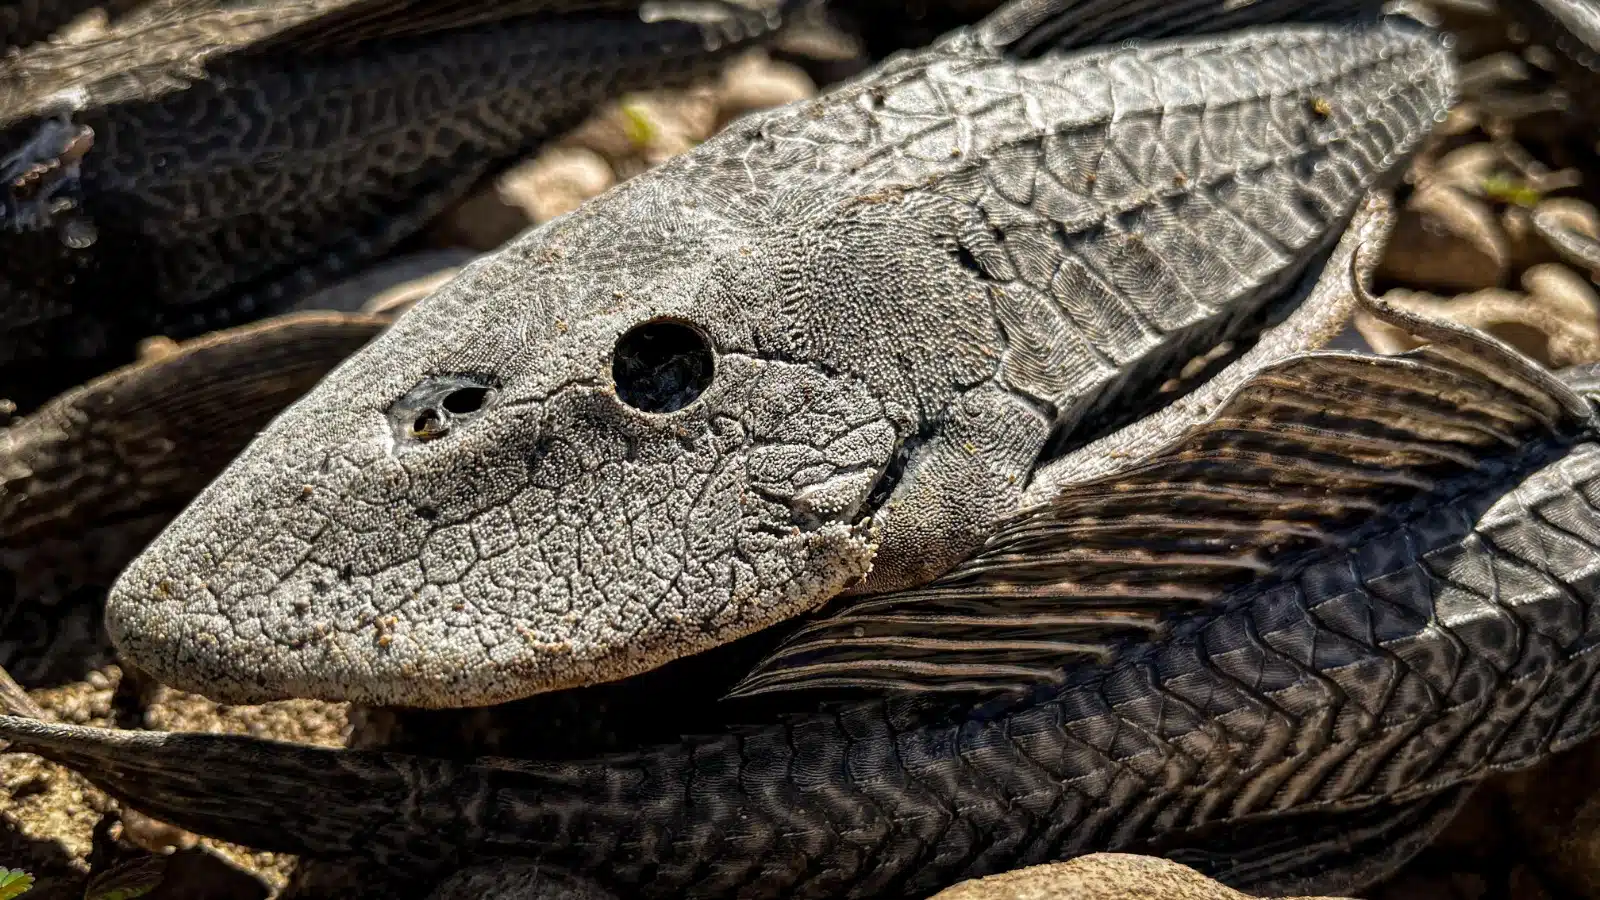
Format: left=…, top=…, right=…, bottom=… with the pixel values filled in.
left=612, top=320, right=714, bottom=414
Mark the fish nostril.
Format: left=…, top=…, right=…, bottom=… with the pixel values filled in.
left=412, top=408, right=447, bottom=440
left=390, top=374, right=499, bottom=445
left=442, top=387, right=491, bottom=415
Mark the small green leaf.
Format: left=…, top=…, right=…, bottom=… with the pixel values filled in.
left=0, top=868, right=34, bottom=900
left=1481, top=174, right=1543, bottom=208
left=620, top=101, right=657, bottom=150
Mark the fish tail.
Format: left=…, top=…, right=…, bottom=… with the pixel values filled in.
left=0, top=715, right=488, bottom=866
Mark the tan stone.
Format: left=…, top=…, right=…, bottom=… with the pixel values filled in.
left=1378, top=183, right=1509, bottom=293
left=927, top=855, right=1351, bottom=900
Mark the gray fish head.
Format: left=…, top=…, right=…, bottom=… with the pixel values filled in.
left=104, top=160, right=1001, bottom=707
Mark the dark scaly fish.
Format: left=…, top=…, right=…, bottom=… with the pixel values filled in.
left=0, top=0, right=796, bottom=408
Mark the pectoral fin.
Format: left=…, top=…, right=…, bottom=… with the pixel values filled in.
left=731, top=220, right=1597, bottom=698
left=0, top=714, right=462, bottom=863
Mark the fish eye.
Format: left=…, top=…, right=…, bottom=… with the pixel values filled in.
left=611, top=318, right=714, bottom=414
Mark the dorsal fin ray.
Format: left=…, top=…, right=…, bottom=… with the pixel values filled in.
left=243, top=0, right=781, bottom=56
left=977, top=0, right=1391, bottom=58
left=729, top=201, right=1598, bottom=700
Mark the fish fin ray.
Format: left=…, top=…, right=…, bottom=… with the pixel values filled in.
left=733, top=258, right=1594, bottom=698
left=978, top=0, right=1390, bottom=58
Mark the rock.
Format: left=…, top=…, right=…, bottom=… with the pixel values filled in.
left=1501, top=205, right=1561, bottom=271
left=714, top=50, right=817, bottom=128
left=0, top=667, right=122, bottom=893
left=141, top=689, right=348, bottom=748
left=427, top=186, right=540, bottom=253
left=1457, top=51, right=1532, bottom=100
left=1520, top=262, right=1600, bottom=364
left=1378, top=183, right=1510, bottom=292
left=496, top=146, right=618, bottom=226
left=1431, top=142, right=1504, bottom=192
left=135, top=335, right=180, bottom=362
left=767, top=3, right=870, bottom=85
left=428, top=145, right=619, bottom=251
left=927, top=855, right=1351, bottom=900
left=1356, top=269, right=1600, bottom=367
left=427, top=50, right=819, bottom=254
left=564, top=86, right=721, bottom=174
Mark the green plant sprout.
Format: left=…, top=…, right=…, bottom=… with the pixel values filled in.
left=0, top=868, right=33, bottom=900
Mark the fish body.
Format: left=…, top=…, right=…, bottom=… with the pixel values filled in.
left=12, top=196, right=1600, bottom=898
left=0, top=0, right=794, bottom=407
left=101, top=7, right=1455, bottom=709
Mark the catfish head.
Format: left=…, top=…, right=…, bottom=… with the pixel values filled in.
left=105, top=148, right=1047, bottom=707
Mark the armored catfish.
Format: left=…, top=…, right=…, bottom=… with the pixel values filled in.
left=18, top=195, right=1600, bottom=900
left=103, top=8, right=1457, bottom=708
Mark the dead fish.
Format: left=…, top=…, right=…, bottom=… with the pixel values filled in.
left=9, top=194, right=1600, bottom=900
left=96, top=1, right=1453, bottom=709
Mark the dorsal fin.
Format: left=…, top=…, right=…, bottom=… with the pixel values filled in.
left=978, top=0, right=1391, bottom=58
left=242, top=0, right=783, bottom=56
left=729, top=202, right=1597, bottom=699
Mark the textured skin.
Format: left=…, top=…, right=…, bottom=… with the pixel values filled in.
left=103, top=15, right=1456, bottom=708
left=0, top=0, right=792, bottom=408
left=10, top=304, right=1600, bottom=899
left=0, top=310, right=387, bottom=692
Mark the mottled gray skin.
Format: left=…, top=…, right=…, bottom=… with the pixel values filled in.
left=0, top=0, right=792, bottom=408
left=105, top=14, right=1455, bottom=708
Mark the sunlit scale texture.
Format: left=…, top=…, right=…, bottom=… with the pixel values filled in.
left=105, top=21, right=1453, bottom=708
